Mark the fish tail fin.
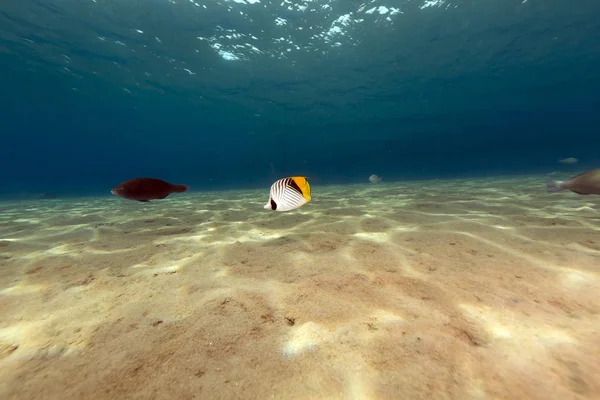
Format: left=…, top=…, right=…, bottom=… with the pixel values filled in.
left=546, top=180, right=564, bottom=192
left=172, top=184, right=189, bottom=193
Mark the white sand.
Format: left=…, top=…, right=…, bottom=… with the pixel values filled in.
left=0, top=176, right=599, bottom=400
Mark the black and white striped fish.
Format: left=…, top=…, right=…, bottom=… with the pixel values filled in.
left=264, top=176, right=312, bottom=212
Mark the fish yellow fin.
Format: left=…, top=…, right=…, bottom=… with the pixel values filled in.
left=290, top=176, right=311, bottom=201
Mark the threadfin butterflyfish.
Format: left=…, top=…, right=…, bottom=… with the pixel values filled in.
left=264, top=176, right=311, bottom=212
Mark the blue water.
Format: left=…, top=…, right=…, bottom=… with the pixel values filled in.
left=1, top=0, right=599, bottom=198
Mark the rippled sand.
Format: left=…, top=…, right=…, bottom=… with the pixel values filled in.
left=1, top=176, right=599, bottom=400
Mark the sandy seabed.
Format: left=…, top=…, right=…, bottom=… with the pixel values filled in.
left=0, top=175, right=599, bottom=400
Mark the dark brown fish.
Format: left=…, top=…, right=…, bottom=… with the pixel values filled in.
left=546, top=169, right=600, bottom=195
left=111, top=178, right=188, bottom=202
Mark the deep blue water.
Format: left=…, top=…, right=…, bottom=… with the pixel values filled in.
left=1, top=0, right=599, bottom=198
